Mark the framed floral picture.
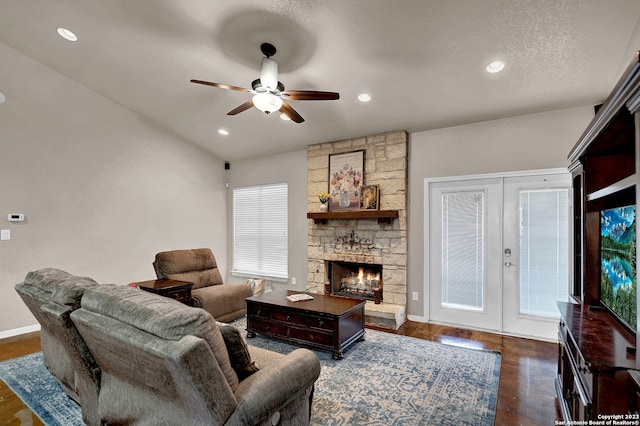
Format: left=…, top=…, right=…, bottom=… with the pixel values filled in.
left=328, top=150, right=364, bottom=211
left=359, top=185, right=379, bottom=210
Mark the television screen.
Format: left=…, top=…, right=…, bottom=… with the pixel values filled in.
left=601, top=205, right=637, bottom=330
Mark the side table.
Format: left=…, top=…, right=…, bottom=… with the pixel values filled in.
left=135, top=279, right=193, bottom=305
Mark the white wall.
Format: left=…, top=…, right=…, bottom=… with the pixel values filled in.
left=226, top=149, right=309, bottom=291
left=406, top=106, right=596, bottom=319
left=0, top=43, right=227, bottom=334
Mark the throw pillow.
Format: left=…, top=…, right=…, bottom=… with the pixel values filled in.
left=218, top=323, right=260, bottom=380
left=247, top=278, right=264, bottom=295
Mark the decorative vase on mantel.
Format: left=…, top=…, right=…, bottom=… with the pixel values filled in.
left=317, top=192, right=331, bottom=213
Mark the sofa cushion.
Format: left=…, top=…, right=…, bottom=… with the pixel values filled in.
left=153, top=248, right=223, bottom=289
left=23, top=268, right=73, bottom=296
left=163, top=269, right=222, bottom=290
left=218, top=323, right=260, bottom=380
left=80, top=285, right=240, bottom=391
left=23, top=268, right=97, bottom=309
left=191, top=283, right=253, bottom=321
left=51, top=277, right=98, bottom=309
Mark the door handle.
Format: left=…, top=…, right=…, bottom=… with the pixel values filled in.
left=504, top=248, right=516, bottom=267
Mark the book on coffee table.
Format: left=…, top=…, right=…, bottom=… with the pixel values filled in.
left=286, top=293, right=314, bottom=302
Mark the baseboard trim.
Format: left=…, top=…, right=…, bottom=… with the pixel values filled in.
left=0, top=324, right=40, bottom=340
left=425, top=319, right=557, bottom=343
left=404, top=316, right=557, bottom=343
left=407, top=314, right=427, bottom=323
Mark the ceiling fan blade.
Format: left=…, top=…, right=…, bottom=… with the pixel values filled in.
left=279, top=102, right=305, bottom=123
left=190, top=79, right=251, bottom=92
left=282, top=90, right=340, bottom=101
left=227, top=100, right=254, bottom=115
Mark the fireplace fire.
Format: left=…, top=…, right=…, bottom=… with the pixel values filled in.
left=328, top=261, right=383, bottom=302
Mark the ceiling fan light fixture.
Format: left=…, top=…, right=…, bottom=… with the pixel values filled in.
left=190, top=42, right=337, bottom=123
left=260, top=57, right=278, bottom=91
left=253, top=93, right=283, bottom=114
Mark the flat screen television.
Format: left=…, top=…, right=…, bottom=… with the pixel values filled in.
left=600, top=205, right=637, bottom=331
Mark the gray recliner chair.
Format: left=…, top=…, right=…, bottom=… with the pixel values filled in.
left=71, top=284, right=321, bottom=425
left=15, top=268, right=101, bottom=426
left=153, top=248, right=253, bottom=322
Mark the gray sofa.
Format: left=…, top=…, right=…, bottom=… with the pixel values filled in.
left=71, top=284, right=321, bottom=425
left=153, top=248, right=254, bottom=322
left=14, top=268, right=101, bottom=426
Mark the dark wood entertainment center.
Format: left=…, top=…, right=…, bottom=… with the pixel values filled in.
left=557, top=52, right=640, bottom=421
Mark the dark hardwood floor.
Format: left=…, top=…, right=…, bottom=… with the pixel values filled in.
left=0, top=331, right=44, bottom=426
left=0, top=322, right=559, bottom=425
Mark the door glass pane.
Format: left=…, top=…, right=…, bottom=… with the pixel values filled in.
left=441, top=191, right=485, bottom=310
left=519, top=189, right=569, bottom=318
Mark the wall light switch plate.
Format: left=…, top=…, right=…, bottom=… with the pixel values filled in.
left=1, top=229, right=10, bottom=240
left=412, top=291, right=419, bottom=301
left=291, top=277, right=296, bottom=285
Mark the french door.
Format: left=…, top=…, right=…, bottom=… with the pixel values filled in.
left=428, top=177, right=503, bottom=331
left=426, top=170, right=571, bottom=339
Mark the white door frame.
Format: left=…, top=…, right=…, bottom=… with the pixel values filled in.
left=423, top=168, right=569, bottom=336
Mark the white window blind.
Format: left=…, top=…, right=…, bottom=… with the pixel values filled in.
left=441, top=191, right=485, bottom=310
left=232, top=183, right=288, bottom=281
left=519, top=189, right=569, bottom=318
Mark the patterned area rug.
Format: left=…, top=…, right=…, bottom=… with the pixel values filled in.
left=0, top=324, right=500, bottom=425
left=0, top=352, right=83, bottom=426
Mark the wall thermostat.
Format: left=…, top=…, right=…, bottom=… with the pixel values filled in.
left=8, top=214, right=24, bottom=222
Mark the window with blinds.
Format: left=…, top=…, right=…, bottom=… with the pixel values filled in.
left=441, top=191, right=485, bottom=310
left=232, top=183, right=288, bottom=281
left=519, top=189, right=569, bottom=318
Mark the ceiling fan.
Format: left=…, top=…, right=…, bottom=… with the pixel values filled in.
left=191, top=43, right=339, bottom=123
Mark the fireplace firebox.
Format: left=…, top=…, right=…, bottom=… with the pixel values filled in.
left=327, top=260, right=382, bottom=302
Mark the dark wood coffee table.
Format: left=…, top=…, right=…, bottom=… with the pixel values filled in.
left=136, top=279, right=193, bottom=305
left=246, top=290, right=365, bottom=359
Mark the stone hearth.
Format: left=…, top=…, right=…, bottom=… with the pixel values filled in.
left=306, top=131, right=408, bottom=329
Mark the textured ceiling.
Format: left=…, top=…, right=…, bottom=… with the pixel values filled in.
left=1, top=0, right=640, bottom=160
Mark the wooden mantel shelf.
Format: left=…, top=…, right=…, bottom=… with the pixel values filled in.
left=307, top=210, right=399, bottom=225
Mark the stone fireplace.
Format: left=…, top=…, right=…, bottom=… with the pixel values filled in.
left=306, top=130, right=408, bottom=329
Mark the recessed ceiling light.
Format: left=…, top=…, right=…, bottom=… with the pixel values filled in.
left=358, top=93, right=372, bottom=103
left=218, top=128, right=229, bottom=136
left=0, top=91, right=5, bottom=104
left=486, top=60, right=505, bottom=74
left=57, top=27, right=78, bottom=42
